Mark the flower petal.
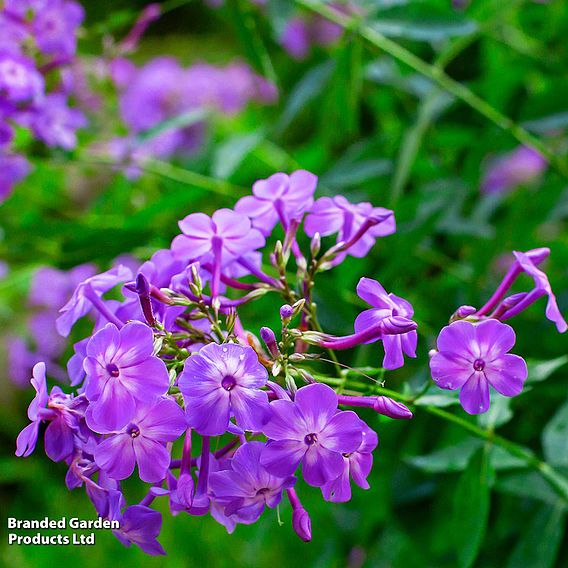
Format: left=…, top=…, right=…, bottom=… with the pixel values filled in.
left=95, top=434, right=136, bottom=480
left=302, top=445, right=345, bottom=487
left=260, top=439, right=306, bottom=478
left=459, top=374, right=490, bottom=415
left=319, top=410, right=362, bottom=453
left=485, top=354, right=527, bottom=397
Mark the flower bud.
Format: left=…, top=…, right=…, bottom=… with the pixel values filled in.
left=373, top=396, right=413, bottom=419
left=380, top=316, right=417, bottom=335
left=292, top=507, right=312, bottom=542
left=260, top=326, right=280, bottom=358
left=280, top=304, right=294, bottom=321
left=454, top=305, right=477, bottom=319
left=310, top=232, right=321, bottom=257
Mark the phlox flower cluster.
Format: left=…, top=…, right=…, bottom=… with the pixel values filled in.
left=15, top=169, right=565, bottom=554
left=0, top=0, right=86, bottom=202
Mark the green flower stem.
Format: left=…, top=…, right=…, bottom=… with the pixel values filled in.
left=295, top=0, right=568, bottom=179
left=425, top=406, right=568, bottom=504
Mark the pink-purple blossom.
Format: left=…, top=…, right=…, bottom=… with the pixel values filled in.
left=355, top=277, right=417, bottom=370
left=321, top=420, right=378, bottom=502
left=430, top=319, right=528, bottom=414
left=93, top=398, right=186, bottom=483
left=235, top=170, right=318, bottom=236
left=179, top=343, right=269, bottom=436
left=304, top=196, right=396, bottom=261
left=84, top=322, right=170, bottom=431
left=261, top=383, right=363, bottom=487
left=209, top=442, right=296, bottom=523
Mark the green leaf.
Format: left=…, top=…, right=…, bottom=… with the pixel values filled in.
left=526, top=356, right=568, bottom=384
left=406, top=439, right=481, bottom=473
left=370, top=6, right=477, bottom=43
left=478, top=396, right=513, bottom=429
left=542, top=398, right=568, bottom=467
left=506, top=504, right=566, bottom=568
left=452, top=447, right=494, bottom=568
left=212, top=131, right=264, bottom=179
left=495, top=471, right=561, bottom=506
left=276, top=61, right=334, bottom=132
left=407, top=440, right=525, bottom=474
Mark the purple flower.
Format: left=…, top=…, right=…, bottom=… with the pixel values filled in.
left=56, top=265, right=132, bottom=337
left=482, top=146, right=547, bottom=195
left=0, top=153, right=30, bottom=203
left=261, top=383, right=363, bottom=487
left=84, top=322, right=170, bottom=431
left=279, top=19, right=311, bottom=60
left=473, top=248, right=566, bottom=333
left=430, top=319, right=528, bottom=415
left=304, top=196, right=396, bottom=261
left=172, top=209, right=265, bottom=296
left=6, top=336, right=39, bottom=387
left=29, top=93, right=87, bottom=150
left=108, top=496, right=166, bottom=556
left=0, top=51, right=44, bottom=103
left=235, top=170, right=318, bottom=236
left=321, top=421, right=378, bottom=502
left=179, top=342, right=269, bottom=436
left=16, top=362, right=89, bottom=461
left=509, top=250, right=567, bottom=333
left=32, top=0, right=85, bottom=58
left=29, top=263, right=96, bottom=309
left=355, top=277, right=417, bottom=370
left=93, top=398, right=186, bottom=483
left=209, top=442, right=296, bottom=522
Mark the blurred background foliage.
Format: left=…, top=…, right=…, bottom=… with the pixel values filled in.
left=1, top=0, right=568, bottom=566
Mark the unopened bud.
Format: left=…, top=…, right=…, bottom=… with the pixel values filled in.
left=280, top=304, right=294, bottom=321
left=310, top=232, right=321, bottom=257
left=454, top=305, right=477, bottom=319
left=260, top=327, right=280, bottom=358
left=373, top=396, right=413, bottom=419
left=292, top=507, right=312, bottom=542
left=380, top=316, right=417, bottom=335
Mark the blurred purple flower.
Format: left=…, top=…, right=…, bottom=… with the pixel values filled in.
left=32, top=0, right=85, bottom=58
left=56, top=265, right=132, bottom=337
left=209, top=442, right=296, bottom=522
left=261, top=383, right=362, bottom=487
left=430, top=319, right=528, bottom=414
left=0, top=51, right=44, bottom=103
left=321, top=420, right=378, bottom=502
left=0, top=153, right=30, bottom=203
left=482, top=146, right=547, bottom=195
left=29, top=93, right=87, bottom=150
left=235, top=170, right=318, bottom=236
left=29, top=264, right=96, bottom=309
left=179, top=342, right=269, bottom=436
left=84, top=322, right=170, bottom=431
left=93, top=398, right=186, bottom=483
